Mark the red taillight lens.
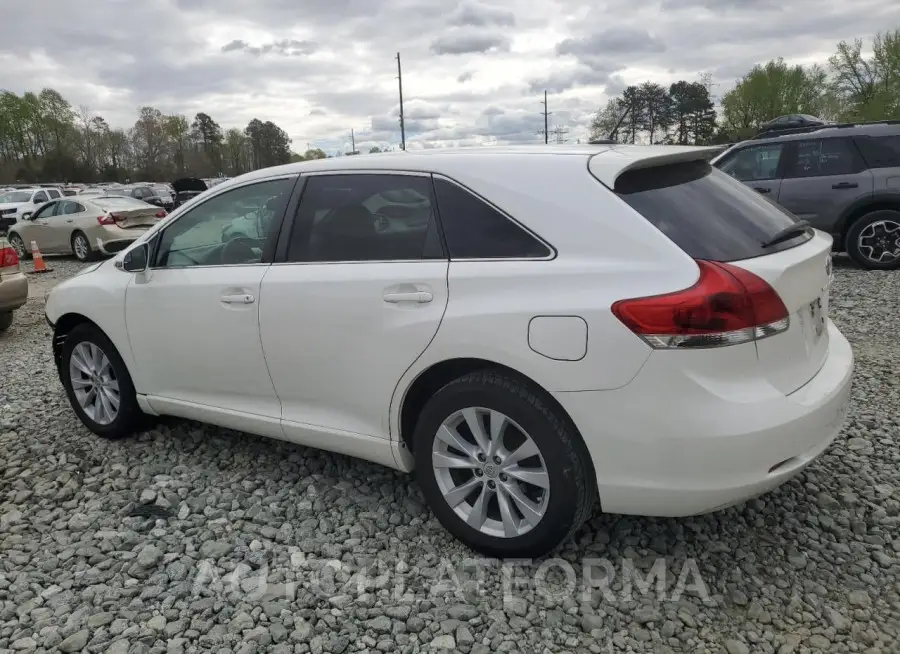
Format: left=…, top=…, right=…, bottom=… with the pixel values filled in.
left=97, top=215, right=115, bottom=225
left=612, top=260, right=789, bottom=349
left=155, top=210, right=167, bottom=218
left=0, top=244, right=18, bottom=268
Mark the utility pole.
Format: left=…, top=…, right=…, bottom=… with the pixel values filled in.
left=396, top=53, right=406, bottom=151
left=538, top=90, right=551, bottom=144
left=346, top=129, right=359, bottom=156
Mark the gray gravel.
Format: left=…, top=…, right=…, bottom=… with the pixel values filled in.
left=1, top=254, right=899, bottom=654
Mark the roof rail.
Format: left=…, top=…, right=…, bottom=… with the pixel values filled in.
left=751, top=119, right=900, bottom=140
left=588, top=138, right=617, bottom=144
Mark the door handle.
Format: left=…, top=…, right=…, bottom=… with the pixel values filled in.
left=65, top=219, right=74, bottom=223
left=832, top=182, right=858, bottom=189
left=753, top=187, right=771, bottom=194
left=383, top=291, right=433, bottom=303
left=221, top=293, right=255, bottom=304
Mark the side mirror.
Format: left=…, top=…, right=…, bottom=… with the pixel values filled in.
left=121, top=242, right=149, bottom=272
left=20, top=212, right=33, bottom=221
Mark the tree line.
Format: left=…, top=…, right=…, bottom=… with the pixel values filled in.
left=589, top=27, right=900, bottom=145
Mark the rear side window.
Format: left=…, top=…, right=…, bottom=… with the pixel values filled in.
left=784, top=138, right=865, bottom=178
left=432, top=178, right=551, bottom=259
left=614, top=160, right=811, bottom=262
left=854, top=135, right=900, bottom=169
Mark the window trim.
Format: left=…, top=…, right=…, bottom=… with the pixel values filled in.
left=273, top=169, right=446, bottom=266
left=148, top=174, right=300, bottom=270
left=430, top=173, right=556, bottom=262
left=781, top=137, right=867, bottom=179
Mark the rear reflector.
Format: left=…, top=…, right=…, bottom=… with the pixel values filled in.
left=612, top=260, right=790, bottom=349
left=0, top=243, right=18, bottom=268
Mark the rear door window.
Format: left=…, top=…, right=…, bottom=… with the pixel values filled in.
left=784, top=138, right=866, bottom=178
left=613, top=160, right=811, bottom=262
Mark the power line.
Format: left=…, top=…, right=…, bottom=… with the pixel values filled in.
left=396, top=53, right=406, bottom=151
left=537, top=90, right=551, bottom=144
left=552, top=126, right=569, bottom=144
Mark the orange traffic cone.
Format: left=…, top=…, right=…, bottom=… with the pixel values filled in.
left=28, top=240, right=52, bottom=274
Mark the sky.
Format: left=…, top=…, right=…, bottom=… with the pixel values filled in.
left=1, top=0, right=898, bottom=155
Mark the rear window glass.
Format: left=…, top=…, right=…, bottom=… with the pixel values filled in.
left=854, top=135, right=900, bottom=168
left=614, top=160, right=811, bottom=262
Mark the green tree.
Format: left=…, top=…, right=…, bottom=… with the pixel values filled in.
left=829, top=29, right=900, bottom=120
left=669, top=81, right=716, bottom=145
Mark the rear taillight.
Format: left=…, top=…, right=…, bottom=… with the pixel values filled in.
left=612, top=260, right=789, bottom=349
left=155, top=210, right=167, bottom=218
left=0, top=243, right=18, bottom=268
left=97, top=214, right=120, bottom=225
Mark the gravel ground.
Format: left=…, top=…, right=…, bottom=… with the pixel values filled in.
left=1, top=255, right=899, bottom=654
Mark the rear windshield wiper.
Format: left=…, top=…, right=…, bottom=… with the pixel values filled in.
left=761, top=220, right=811, bottom=248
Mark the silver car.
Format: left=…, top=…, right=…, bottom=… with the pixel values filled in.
left=7, top=196, right=166, bottom=262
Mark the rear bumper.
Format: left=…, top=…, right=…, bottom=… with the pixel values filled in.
left=555, top=321, right=854, bottom=517
left=0, top=271, right=29, bottom=312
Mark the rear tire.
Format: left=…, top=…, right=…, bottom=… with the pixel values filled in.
left=845, top=210, right=900, bottom=270
left=413, top=370, right=594, bottom=558
left=60, top=323, right=145, bottom=439
left=0, top=312, right=12, bottom=332
left=72, top=231, right=95, bottom=262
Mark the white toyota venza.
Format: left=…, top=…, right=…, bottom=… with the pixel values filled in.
left=46, top=146, right=854, bottom=557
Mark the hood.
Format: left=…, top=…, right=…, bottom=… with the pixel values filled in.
left=172, top=177, right=208, bottom=194
left=0, top=202, right=28, bottom=210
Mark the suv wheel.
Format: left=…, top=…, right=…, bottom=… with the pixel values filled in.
left=61, top=323, right=145, bottom=438
left=413, top=371, right=594, bottom=558
left=846, top=209, right=900, bottom=270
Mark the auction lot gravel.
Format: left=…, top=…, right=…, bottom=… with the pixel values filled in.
left=1, top=256, right=898, bottom=654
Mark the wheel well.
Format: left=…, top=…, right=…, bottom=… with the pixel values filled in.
left=399, top=358, right=592, bottom=462
left=52, top=313, right=98, bottom=373
left=840, top=201, right=900, bottom=248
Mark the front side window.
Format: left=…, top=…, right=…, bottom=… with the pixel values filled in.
left=432, top=178, right=551, bottom=259
left=154, top=178, right=294, bottom=268
left=784, top=138, right=864, bottom=178
left=31, top=201, right=59, bottom=219
left=33, top=191, right=49, bottom=203
left=716, top=143, right=785, bottom=182
left=286, top=174, right=441, bottom=262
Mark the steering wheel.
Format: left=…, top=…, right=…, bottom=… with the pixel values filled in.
left=220, top=237, right=257, bottom=265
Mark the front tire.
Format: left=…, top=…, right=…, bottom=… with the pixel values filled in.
left=61, top=323, right=144, bottom=439
left=72, top=231, right=95, bottom=262
left=413, top=371, right=594, bottom=558
left=7, top=233, right=29, bottom=260
left=846, top=210, right=900, bottom=270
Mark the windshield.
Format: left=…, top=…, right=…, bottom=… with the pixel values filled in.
left=0, top=191, right=33, bottom=203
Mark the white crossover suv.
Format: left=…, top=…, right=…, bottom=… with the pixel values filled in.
left=45, top=145, right=854, bottom=557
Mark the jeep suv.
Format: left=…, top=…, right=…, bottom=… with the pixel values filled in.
left=712, top=121, right=900, bottom=269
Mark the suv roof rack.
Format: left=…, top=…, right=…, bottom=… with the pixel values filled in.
left=751, top=119, right=900, bottom=140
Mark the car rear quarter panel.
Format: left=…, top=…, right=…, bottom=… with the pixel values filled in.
left=392, top=154, right=701, bottom=436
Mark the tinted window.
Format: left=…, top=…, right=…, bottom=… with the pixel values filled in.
left=614, top=160, right=811, bottom=262
left=31, top=202, right=58, bottom=219
left=155, top=178, right=293, bottom=268
left=716, top=143, right=784, bottom=182
left=0, top=191, right=32, bottom=203
left=287, top=174, right=441, bottom=263
left=63, top=201, right=84, bottom=215
left=854, top=135, right=900, bottom=169
left=48, top=189, right=61, bottom=199
left=785, top=138, right=864, bottom=178
left=432, top=178, right=550, bottom=259
left=33, top=191, right=48, bottom=203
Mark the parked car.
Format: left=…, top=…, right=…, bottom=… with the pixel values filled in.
left=151, top=185, right=176, bottom=211
left=0, top=187, right=63, bottom=230
left=0, top=237, right=27, bottom=332
left=172, top=177, right=207, bottom=209
left=112, top=185, right=168, bottom=210
left=45, top=146, right=853, bottom=557
left=713, top=121, right=900, bottom=269
left=7, top=196, right=166, bottom=262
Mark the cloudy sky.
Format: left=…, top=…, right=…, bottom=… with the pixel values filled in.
left=1, top=0, right=898, bottom=154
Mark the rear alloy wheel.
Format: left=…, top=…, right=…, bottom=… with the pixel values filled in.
left=8, top=233, right=29, bottom=260
left=61, top=323, right=145, bottom=438
left=72, top=232, right=94, bottom=262
left=846, top=210, right=900, bottom=270
left=414, top=371, right=594, bottom=558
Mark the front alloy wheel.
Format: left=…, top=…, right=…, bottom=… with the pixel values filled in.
left=8, top=233, right=27, bottom=260
left=73, top=232, right=91, bottom=262
left=69, top=341, right=121, bottom=425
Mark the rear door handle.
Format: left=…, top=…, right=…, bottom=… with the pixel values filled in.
left=753, top=187, right=771, bottom=194
left=383, top=291, right=433, bottom=303
left=832, top=182, right=858, bottom=189
left=221, top=293, right=255, bottom=304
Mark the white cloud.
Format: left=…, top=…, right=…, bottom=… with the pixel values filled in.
left=0, top=0, right=896, bottom=154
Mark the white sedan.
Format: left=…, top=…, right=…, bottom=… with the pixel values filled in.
left=45, top=145, right=853, bottom=557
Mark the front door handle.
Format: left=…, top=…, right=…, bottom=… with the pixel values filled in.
left=65, top=219, right=74, bottom=223
left=221, top=293, right=255, bottom=304
left=753, top=187, right=771, bottom=194
left=383, top=291, right=433, bottom=303
left=832, top=182, right=858, bottom=189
